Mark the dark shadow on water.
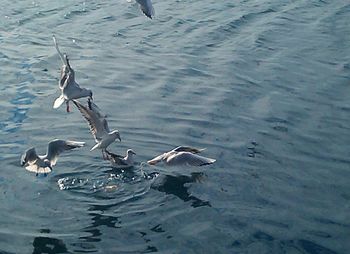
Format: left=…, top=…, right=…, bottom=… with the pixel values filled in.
left=32, top=236, right=69, bottom=254
left=279, top=239, right=339, bottom=254
left=151, top=172, right=211, bottom=208
left=232, top=231, right=339, bottom=254
left=0, top=250, right=15, bottom=254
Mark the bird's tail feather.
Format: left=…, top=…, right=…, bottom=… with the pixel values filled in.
left=25, top=164, right=52, bottom=174
left=53, top=95, right=65, bottom=109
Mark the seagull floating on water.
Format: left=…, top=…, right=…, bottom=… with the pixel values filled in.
left=105, top=149, right=136, bottom=168
left=147, top=146, right=216, bottom=166
left=73, top=100, right=121, bottom=159
left=20, top=139, right=85, bottom=175
left=52, top=35, right=93, bottom=112
left=127, top=0, right=155, bottom=19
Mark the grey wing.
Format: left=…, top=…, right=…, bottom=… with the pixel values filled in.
left=172, top=146, right=206, bottom=154
left=136, top=0, right=155, bottom=18
left=46, top=139, right=85, bottom=166
left=167, top=152, right=216, bottom=166
left=90, top=101, right=108, bottom=119
left=73, top=100, right=109, bottom=141
left=53, top=35, right=67, bottom=66
left=102, top=118, right=110, bottom=133
left=21, top=147, right=39, bottom=166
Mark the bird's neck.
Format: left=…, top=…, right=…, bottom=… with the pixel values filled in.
left=125, top=153, right=134, bottom=164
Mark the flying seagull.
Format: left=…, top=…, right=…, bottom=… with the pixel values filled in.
left=147, top=146, right=216, bottom=166
left=52, top=35, right=93, bottom=112
left=20, top=139, right=85, bottom=175
left=127, top=0, right=155, bottom=19
left=73, top=100, right=121, bottom=159
left=105, top=149, right=136, bottom=168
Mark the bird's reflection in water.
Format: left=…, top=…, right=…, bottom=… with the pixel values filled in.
left=32, top=230, right=68, bottom=254
left=78, top=166, right=146, bottom=245
left=151, top=172, right=211, bottom=207
left=81, top=203, right=122, bottom=241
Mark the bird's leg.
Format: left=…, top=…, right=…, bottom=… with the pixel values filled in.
left=66, top=101, right=70, bottom=113
left=102, top=149, right=107, bottom=160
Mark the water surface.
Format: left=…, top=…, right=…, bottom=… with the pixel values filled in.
left=0, top=0, right=350, bottom=253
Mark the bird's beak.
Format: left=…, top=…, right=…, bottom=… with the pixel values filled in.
left=132, top=151, right=137, bottom=155
left=118, top=136, right=121, bottom=142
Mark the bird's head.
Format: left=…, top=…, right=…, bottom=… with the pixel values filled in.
left=127, top=149, right=136, bottom=156
left=112, top=130, right=121, bottom=142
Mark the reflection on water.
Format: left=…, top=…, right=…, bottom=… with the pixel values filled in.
left=32, top=234, right=68, bottom=254
left=151, top=172, right=211, bottom=208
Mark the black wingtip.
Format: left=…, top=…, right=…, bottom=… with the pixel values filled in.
left=143, top=11, right=153, bottom=19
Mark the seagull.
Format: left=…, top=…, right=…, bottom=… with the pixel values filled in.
left=73, top=100, right=121, bottom=159
left=127, top=0, right=155, bottom=19
left=105, top=149, right=136, bottom=168
left=147, top=146, right=216, bottom=166
left=52, top=35, right=93, bottom=112
left=20, top=139, right=85, bottom=175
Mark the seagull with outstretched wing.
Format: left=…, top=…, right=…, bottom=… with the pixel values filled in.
left=52, top=35, right=93, bottom=112
left=20, top=139, right=85, bottom=175
left=73, top=100, right=121, bottom=159
left=105, top=149, right=136, bottom=168
left=147, top=146, right=216, bottom=166
left=126, top=0, right=155, bottom=19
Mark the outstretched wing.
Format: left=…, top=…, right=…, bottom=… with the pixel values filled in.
left=136, top=0, right=155, bottom=19
left=147, top=153, right=166, bottom=165
left=53, top=35, right=67, bottom=66
left=46, top=139, right=85, bottom=166
left=172, top=146, right=205, bottom=154
left=21, top=147, right=39, bottom=166
left=89, top=101, right=107, bottom=119
left=73, top=100, right=109, bottom=142
left=166, top=152, right=216, bottom=166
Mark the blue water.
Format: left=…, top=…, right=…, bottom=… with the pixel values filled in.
left=1, top=0, right=350, bottom=253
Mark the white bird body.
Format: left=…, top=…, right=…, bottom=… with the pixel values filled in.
left=90, top=131, right=121, bottom=151
left=148, top=146, right=216, bottom=166
left=20, top=139, right=85, bottom=175
left=73, top=100, right=121, bottom=159
left=106, top=149, right=136, bottom=168
left=127, top=0, right=155, bottom=19
left=52, top=35, right=93, bottom=112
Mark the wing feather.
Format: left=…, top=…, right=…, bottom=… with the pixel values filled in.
left=73, top=100, right=109, bottom=141
left=167, top=152, right=216, bottom=166
left=136, top=0, right=155, bottom=19
left=46, top=139, right=85, bottom=166
left=21, top=147, right=39, bottom=166
left=172, top=146, right=205, bottom=154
